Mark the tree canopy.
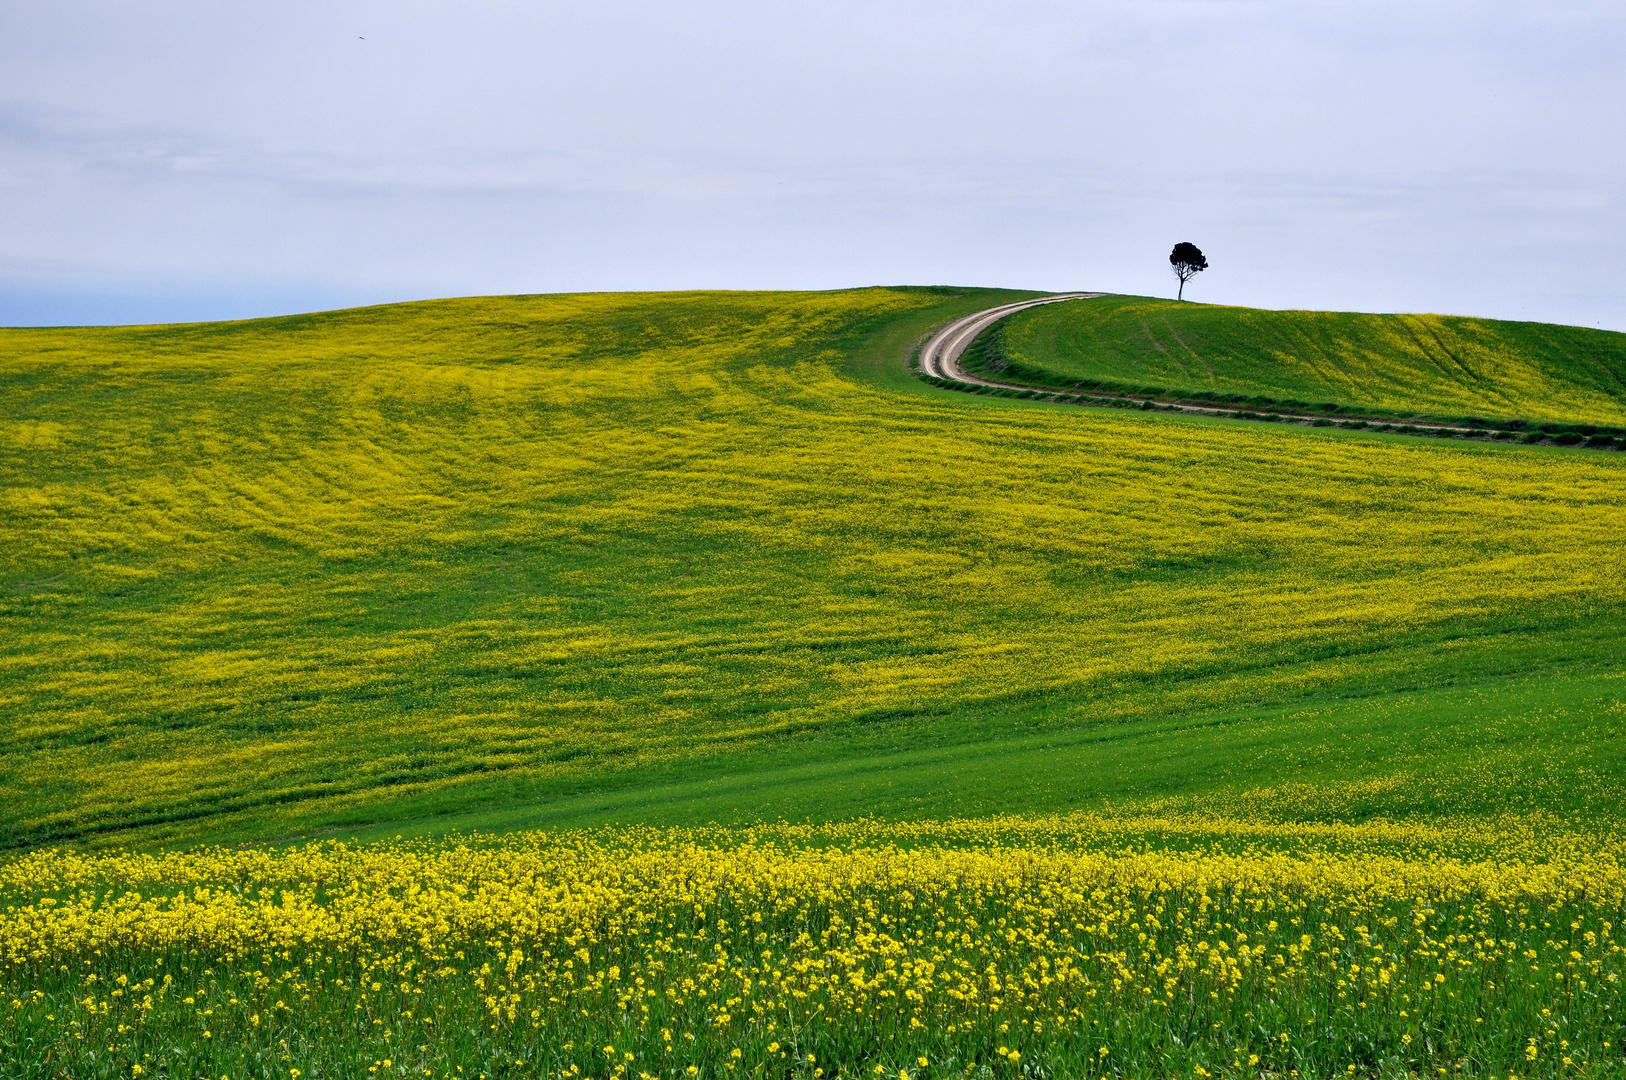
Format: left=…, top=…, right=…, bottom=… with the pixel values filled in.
left=1169, top=242, right=1208, bottom=300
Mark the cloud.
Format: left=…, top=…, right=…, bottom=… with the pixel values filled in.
left=0, top=1, right=1622, bottom=328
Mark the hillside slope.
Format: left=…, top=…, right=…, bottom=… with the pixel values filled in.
left=979, top=294, right=1626, bottom=426
left=3, top=288, right=1626, bottom=847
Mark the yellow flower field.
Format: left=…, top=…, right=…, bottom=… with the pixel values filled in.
left=3, top=815, right=1623, bottom=1077
left=5, top=290, right=1626, bottom=1073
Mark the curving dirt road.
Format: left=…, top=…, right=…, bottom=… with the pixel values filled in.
left=916, top=294, right=1102, bottom=385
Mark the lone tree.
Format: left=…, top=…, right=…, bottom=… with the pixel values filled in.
left=1169, top=242, right=1208, bottom=300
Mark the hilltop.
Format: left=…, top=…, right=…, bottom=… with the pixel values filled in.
left=968, top=293, right=1626, bottom=430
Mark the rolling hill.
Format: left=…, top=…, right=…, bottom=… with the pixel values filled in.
left=6, top=289, right=1626, bottom=1078
left=2, top=289, right=1624, bottom=847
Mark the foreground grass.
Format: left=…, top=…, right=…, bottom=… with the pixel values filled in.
left=4, top=289, right=1626, bottom=846
left=983, top=295, right=1626, bottom=427
left=5, top=814, right=1624, bottom=1080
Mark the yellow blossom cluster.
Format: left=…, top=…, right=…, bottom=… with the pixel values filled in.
left=3, top=815, right=1624, bottom=1077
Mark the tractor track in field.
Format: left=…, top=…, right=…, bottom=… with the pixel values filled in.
left=914, top=294, right=1617, bottom=447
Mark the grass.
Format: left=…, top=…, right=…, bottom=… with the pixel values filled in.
left=971, top=294, right=1626, bottom=430
left=4, top=287, right=1626, bottom=1077
left=296, top=657, right=1625, bottom=848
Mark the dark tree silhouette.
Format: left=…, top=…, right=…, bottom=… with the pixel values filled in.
left=1169, top=242, right=1208, bottom=300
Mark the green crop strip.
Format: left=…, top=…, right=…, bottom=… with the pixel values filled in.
left=961, top=295, right=1626, bottom=443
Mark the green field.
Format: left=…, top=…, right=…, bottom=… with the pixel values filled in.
left=969, top=294, right=1626, bottom=428
left=3, top=288, right=1625, bottom=846
left=4, top=289, right=1626, bottom=1078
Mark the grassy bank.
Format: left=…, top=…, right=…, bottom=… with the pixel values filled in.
left=972, top=295, right=1626, bottom=430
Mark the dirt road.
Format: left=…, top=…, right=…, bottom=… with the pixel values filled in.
left=916, top=294, right=1102, bottom=385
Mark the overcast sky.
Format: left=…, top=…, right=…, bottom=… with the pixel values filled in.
left=2, top=1, right=1622, bottom=328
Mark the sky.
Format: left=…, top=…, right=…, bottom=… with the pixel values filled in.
left=2, top=1, right=1622, bottom=329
